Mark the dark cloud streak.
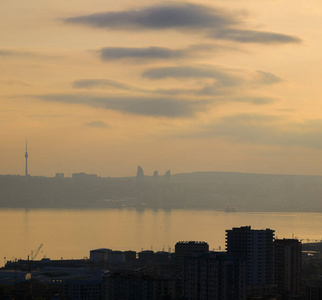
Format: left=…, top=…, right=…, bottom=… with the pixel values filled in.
left=99, top=46, right=186, bottom=60
left=72, top=79, right=139, bottom=91
left=232, top=97, right=276, bottom=105
left=35, top=94, right=211, bottom=118
left=0, top=49, right=58, bottom=59
left=97, top=44, right=240, bottom=61
left=63, top=3, right=236, bottom=31
left=86, top=121, right=109, bottom=128
left=142, top=66, right=240, bottom=87
left=63, top=3, right=301, bottom=45
left=210, top=29, right=301, bottom=44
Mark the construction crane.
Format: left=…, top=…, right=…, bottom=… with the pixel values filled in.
left=29, top=244, right=43, bottom=261
left=26, top=244, right=43, bottom=275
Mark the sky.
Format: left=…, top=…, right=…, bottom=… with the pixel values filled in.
left=1, top=0, right=322, bottom=177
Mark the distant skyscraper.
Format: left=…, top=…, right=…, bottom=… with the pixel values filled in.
left=136, top=166, right=144, bottom=186
left=164, top=170, right=171, bottom=183
left=25, top=140, right=29, bottom=177
left=153, top=171, right=158, bottom=187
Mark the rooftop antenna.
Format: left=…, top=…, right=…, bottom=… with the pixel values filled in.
left=25, top=139, right=29, bottom=177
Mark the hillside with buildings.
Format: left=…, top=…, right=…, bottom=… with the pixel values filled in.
left=1, top=169, right=322, bottom=211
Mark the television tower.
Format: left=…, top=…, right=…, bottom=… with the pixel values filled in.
left=25, top=140, right=29, bottom=177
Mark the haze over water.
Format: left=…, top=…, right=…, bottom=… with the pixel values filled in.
left=1, top=209, right=321, bottom=266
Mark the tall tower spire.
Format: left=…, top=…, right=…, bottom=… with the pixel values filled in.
left=25, top=140, right=29, bottom=177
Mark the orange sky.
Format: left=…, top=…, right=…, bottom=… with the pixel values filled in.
left=1, top=0, right=322, bottom=177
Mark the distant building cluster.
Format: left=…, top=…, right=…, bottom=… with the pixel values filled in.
left=136, top=165, right=171, bottom=187
left=3, top=225, right=320, bottom=299
left=6, top=142, right=322, bottom=211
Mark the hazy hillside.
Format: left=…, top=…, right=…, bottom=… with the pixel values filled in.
left=171, top=172, right=322, bottom=211
left=0, top=171, right=322, bottom=211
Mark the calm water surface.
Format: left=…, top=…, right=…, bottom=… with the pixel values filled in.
left=1, top=209, right=321, bottom=266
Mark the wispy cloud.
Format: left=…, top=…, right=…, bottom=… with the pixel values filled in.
left=0, top=49, right=59, bottom=59
left=0, top=49, right=37, bottom=57
left=99, top=46, right=186, bottom=60
left=35, top=94, right=211, bottom=118
left=72, top=79, right=140, bottom=91
left=189, top=113, right=322, bottom=150
left=63, top=3, right=301, bottom=45
left=209, top=29, right=301, bottom=44
left=72, top=77, right=210, bottom=96
left=72, top=65, right=282, bottom=100
left=142, top=66, right=240, bottom=87
left=86, top=121, right=109, bottom=128
left=97, top=44, right=238, bottom=61
left=0, top=79, right=32, bottom=87
left=232, top=97, right=276, bottom=105
left=63, top=3, right=236, bottom=31
left=255, top=71, right=283, bottom=85
left=142, top=65, right=282, bottom=90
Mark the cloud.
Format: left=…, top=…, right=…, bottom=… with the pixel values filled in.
left=217, top=113, right=280, bottom=126
left=97, top=44, right=239, bottom=61
left=153, top=87, right=203, bottom=96
left=232, top=97, right=276, bottom=105
left=143, top=66, right=240, bottom=87
left=143, top=66, right=283, bottom=95
left=192, top=113, right=322, bottom=149
left=72, top=66, right=282, bottom=100
left=72, top=79, right=139, bottom=91
left=35, top=94, right=211, bottom=118
left=210, top=29, right=301, bottom=44
left=72, top=64, right=282, bottom=101
left=99, top=46, right=186, bottom=60
left=86, top=121, right=109, bottom=128
left=72, top=77, right=213, bottom=95
left=255, top=71, right=283, bottom=85
left=0, top=79, right=31, bottom=87
left=204, top=113, right=286, bottom=143
left=0, top=49, right=35, bottom=57
left=0, top=49, right=59, bottom=59
left=63, top=3, right=301, bottom=45
left=63, top=3, right=236, bottom=31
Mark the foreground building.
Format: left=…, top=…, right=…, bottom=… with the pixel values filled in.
left=175, top=241, right=209, bottom=276
left=306, top=280, right=322, bottom=300
left=103, top=271, right=176, bottom=300
left=274, top=239, right=301, bottom=298
left=182, top=252, right=246, bottom=300
left=226, top=226, right=275, bottom=296
left=61, top=278, right=102, bottom=300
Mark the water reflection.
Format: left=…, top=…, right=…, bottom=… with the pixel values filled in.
left=0, top=209, right=321, bottom=267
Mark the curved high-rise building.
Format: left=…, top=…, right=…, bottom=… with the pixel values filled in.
left=164, top=170, right=171, bottom=183
left=136, top=166, right=144, bottom=186
left=25, top=140, right=29, bottom=177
